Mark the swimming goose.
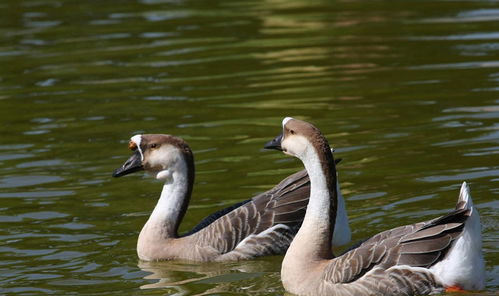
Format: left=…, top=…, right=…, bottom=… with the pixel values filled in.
left=112, top=134, right=350, bottom=261
left=265, top=117, right=485, bottom=295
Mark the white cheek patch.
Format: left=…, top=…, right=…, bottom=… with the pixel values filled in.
left=282, top=117, right=294, bottom=127
left=131, top=134, right=144, bottom=161
left=283, top=135, right=308, bottom=157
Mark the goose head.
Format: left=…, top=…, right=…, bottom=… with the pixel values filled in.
left=264, top=117, right=329, bottom=161
left=113, top=134, right=193, bottom=181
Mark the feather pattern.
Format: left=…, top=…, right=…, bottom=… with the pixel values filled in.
left=313, top=208, right=469, bottom=295
left=189, top=169, right=313, bottom=260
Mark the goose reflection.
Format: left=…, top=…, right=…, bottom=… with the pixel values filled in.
left=138, top=259, right=282, bottom=295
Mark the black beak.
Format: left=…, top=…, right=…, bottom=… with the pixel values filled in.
left=113, top=151, right=144, bottom=177
left=264, top=133, right=283, bottom=151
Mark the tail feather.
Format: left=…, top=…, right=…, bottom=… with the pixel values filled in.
left=455, top=181, right=472, bottom=211
left=430, top=181, right=485, bottom=290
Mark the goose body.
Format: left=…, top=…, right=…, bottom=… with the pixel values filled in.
left=113, top=134, right=350, bottom=261
left=265, top=117, right=485, bottom=295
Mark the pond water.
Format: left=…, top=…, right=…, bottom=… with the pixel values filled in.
left=0, top=0, right=498, bottom=295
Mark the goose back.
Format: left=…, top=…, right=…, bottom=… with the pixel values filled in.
left=180, top=158, right=347, bottom=261
left=187, top=169, right=311, bottom=261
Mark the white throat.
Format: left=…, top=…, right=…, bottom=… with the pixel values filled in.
left=300, top=147, right=333, bottom=227
left=143, top=160, right=190, bottom=238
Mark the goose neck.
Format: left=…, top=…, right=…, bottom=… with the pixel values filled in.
left=146, top=159, right=194, bottom=238
left=297, top=145, right=338, bottom=258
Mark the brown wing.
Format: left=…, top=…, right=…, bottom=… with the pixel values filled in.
left=189, top=169, right=312, bottom=259
left=319, top=208, right=470, bottom=294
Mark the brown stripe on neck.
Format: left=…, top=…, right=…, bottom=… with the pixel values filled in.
left=170, top=137, right=195, bottom=237
left=310, top=129, right=338, bottom=251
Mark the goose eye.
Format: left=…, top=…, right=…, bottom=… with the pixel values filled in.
left=290, top=129, right=295, bottom=135
left=150, top=143, right=159, bottom=149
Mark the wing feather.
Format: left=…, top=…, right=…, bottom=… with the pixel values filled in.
left=321, top=208, right=469, bottom=289
left=187, top=159, right=343, bottom=259
left=189, top=169, right=314, bottom=257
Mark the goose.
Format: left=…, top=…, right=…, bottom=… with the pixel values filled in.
left=112, top=134, right=351, bottom=261
left=264, top=117, right=485, bottom=295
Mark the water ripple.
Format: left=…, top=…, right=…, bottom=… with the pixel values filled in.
left=0, top=176, right=64, bottom=189
left=418, top=8, right=499, bottom=23
left=418, top=168, right=499, bottom=182
left=409, top=60, right=499, bottom=70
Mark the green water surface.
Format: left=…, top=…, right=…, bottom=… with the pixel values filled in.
left=0, top=0, right=498, bottom=295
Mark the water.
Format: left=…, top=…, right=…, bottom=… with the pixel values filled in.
left=0, top=0, right=498, bottom=295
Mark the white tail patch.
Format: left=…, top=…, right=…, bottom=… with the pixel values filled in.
left=430, top=182, right=485, bottom=290
left=458, top=181, right=473, bottom=212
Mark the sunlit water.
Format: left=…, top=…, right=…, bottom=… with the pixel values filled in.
left=0, top=0, right=498, bottom=295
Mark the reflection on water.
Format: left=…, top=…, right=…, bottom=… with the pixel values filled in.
left=0, top=0, right=498, bottom=294
left=138, top=259, right=281, bottom=295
